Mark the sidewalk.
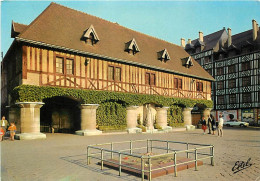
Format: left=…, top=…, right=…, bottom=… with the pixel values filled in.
left=1, top=128, right=260, bottom=181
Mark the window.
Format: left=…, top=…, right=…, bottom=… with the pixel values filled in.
left=241, top=62, right=250, bottom=71
left=108, top=66, right=114, bottom=80
left=228, top=64, right=236, bottom=74
left=145, top=72, right=156, bottom=86
left=125, top=38, right=140, bottom=55
left=229, top=94, right=237, bottom=104
left=242, top=93, right=251, bottom=103
left=158, top=49, right=170, bottom=62
left=216, top=67, right=224, bottom=75
left=66, top=58, right=74, bottom=75
left=206, top=69, right=212, bottom=75
left=204, top=56, right=211, bottom=64
left=56, top=57, right=64, bottom=74
left=174, top=78, right=182, bottom=89
left=115, top=67, right=121, bottom=81
left=242, top=77, right=251, bottom=87
left=217, top=81, right=224, bottom=89
left=108, top=66, right=121, bottom=81
left=196, top=59, right=201, bottom=65
left=229, top=79, right=236, bottom=88
left=217, top=95, right=225, bottom=105
left=196, top=82, right=203, bottom=92
left=82, top=25, right=99, bottom=45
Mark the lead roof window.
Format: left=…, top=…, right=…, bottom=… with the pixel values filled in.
left=125, top=38, right=140, bottom=55
left=82, top=25, right=100, bottom=45
left=157, top=49, right=170, bottom=62
left=182, top=56, right=194, bottom=68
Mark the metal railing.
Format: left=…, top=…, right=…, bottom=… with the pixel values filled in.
left=87, top=139, right=214, bottom=181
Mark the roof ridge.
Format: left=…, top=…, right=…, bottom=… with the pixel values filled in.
left=232, top=28, right=252, bottom=37
left=19, top=3, right=53, bottom=37
left=49, top=2, right=181, bottom=49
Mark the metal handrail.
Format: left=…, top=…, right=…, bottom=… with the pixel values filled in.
left=87, top=139, right=214, bottom=181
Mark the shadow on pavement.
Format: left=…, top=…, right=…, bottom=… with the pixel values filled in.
left=60, top=154, right=137, bottom=181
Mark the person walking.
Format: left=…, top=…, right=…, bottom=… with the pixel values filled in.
left=207, top=115, right=212, bottom=134
left=218, top=115, right=224, bottom=137
left=201, top=117, right=207, bottom=135
left=211, top=115, right=216, bottom=135
left=8, top=122, right=17, bottom=141
left=1, top=116, right=9, bottom=136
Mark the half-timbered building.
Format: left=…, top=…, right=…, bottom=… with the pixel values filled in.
left=1, top=3, right=214, bottom=139
left=182, top=20, right=260, bottom=125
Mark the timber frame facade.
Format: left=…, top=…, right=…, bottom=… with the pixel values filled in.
left=182, top=20, right=260, bottom=125
left=1, top=2, right=214, bottom=139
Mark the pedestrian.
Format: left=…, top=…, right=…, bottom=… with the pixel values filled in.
left=8, top=122, right=17, bottom=141
left=0, top=127, right=5, bottom=141
left=1, top=116, right=9, bottom=137
left=201, top=117, right=207, bottom=135
left=207, top=115, right=212, bottom=134
left=218, top=115, right=224, bottom=137
left=211, top=115, right=216, bottom=135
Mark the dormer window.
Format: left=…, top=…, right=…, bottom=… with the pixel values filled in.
left=82, top=25, right=99, bottom=45
left=182, top=56, right=194, bottom=68
left=125, top=38, right=140, bottom=55
left=157, top=49, right=170, bottom=62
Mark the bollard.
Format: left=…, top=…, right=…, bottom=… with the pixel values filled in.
left=211, top=145, right=215, bottom=166
left=195, top=148, right=198, bottom=171
left=87, top=147, right=90, bottom=165
left=119, top=152, right=122, bottom=176
left=186, top=143, right=189, bottom=158
left=167, top=141, right=169, bottom=153
left=141, top=157, right=144, bottom=181
left=111, top=142, right=113, bottom=159
left=130, top=140, right=133, bottom=154
left=150, top=140, right=153, bottom=153
left=147, top=139, right=149, bottom=153
left=174, top=151, right=177, bottom=177
left=149, top=156, right=152, bottom=181
left=101, top=149, right=104, bottom=170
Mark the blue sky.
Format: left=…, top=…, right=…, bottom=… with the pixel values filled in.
left=1, top=1, right=260, bottom=57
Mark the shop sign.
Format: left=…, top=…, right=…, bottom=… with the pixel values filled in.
left=242, top=109, right=254, bottom=123
left=217, top=110, right=237, bottom=122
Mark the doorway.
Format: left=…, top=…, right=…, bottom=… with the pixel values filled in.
left=41, top=96, right=80, bottom=133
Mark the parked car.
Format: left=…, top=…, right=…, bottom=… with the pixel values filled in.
left=223, top=120, right=249, bottom=127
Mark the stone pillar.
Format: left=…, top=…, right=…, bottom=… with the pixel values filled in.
left=15, top=102, right=46, bottom=140
left=183, top=107, right=195, bottom=131
left=155, top=107, right=169, bottom=129
left=156, top=107, right=172, bottom=132
left=75, top=104, right=102, bottom=136
left=126, top=106, right=142, bottom=133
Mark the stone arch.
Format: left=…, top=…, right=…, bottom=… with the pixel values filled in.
left=41, top=96, right=81, bottom=133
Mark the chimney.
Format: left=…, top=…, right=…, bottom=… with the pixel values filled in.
left=227, top=28, right=232, bottom=47
left=252, top=19, right=258, bottom=41
left=188, top=39, right=191, bottom=44
left=181, top=38, right=185, bottom=48
left=199, top=31, right=203, bottom=42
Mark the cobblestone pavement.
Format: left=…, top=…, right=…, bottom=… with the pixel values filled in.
left=1, top=127, right=260, bottom=181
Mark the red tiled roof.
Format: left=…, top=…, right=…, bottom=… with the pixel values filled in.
left=16, top=2, right=214, bottom=81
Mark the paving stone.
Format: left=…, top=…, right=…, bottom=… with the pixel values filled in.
left=1, top=127, right=260, bottom=181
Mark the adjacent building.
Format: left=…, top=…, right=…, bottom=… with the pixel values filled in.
left=182, top=20, right=260, bottom=125
left=1, top=2, right=214, bottom=139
